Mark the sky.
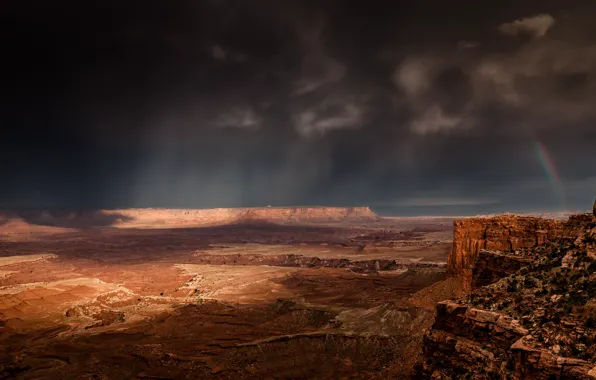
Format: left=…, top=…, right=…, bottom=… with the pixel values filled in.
left=1, top=0, right=595, bottom=215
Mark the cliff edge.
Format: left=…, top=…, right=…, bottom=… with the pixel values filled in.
left=419, top=213, right=596, bottom=379
left=448, top=216, right=561, bottom=291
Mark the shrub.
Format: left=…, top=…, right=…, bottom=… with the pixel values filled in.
left=534, top=288, right=547, bottom=297
left=523, top=277, right=537, bottom=289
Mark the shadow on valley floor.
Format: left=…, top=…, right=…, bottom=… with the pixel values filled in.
left=0, top=210, right=135, bottom=229
left=101, top=220, right=445, bottom=247
left=276, top=268, right=446, bottom=308
left=0, top=221, right=452, bottom=269
left=0, top=217, right=454, bottom=378
left=0, top=296, right=433, bottom=379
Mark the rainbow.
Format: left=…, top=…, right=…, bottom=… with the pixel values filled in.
left=532, top=140, right=566, bottom=209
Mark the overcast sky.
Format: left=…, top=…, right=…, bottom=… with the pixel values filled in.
left=1, top=0, right=595, bottom=214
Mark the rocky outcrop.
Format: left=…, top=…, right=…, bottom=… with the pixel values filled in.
left=593, top=198, right=596, bottom=216
left=420, top=301, right=596, bottom=379
left=421, top=301, right=528, bottom=378
left=447, top=216, right=560, bottom=291
left=420, top=212, right=596, bottom=379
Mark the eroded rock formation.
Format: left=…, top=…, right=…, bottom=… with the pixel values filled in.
left=447, top=216, right=561, bottom=291
left=421, top=301, right=596, bottom=379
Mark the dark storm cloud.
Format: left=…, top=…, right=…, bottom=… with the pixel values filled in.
left=1, top=0, right=595, bottom=213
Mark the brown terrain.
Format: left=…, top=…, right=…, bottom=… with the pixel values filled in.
left=0, top=207, right=456, bottom=379
left=6, top=205, right=593, bottom=379
left=419, top=205, right=596, bottom=379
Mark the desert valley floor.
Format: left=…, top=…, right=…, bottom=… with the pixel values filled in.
left=0, top=208, right=457, bottom=379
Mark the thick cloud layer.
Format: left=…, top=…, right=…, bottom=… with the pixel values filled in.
left=1, top=0, right=595, bottom=214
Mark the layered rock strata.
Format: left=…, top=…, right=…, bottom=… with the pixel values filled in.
left=448, top=216, right=561, bottom=291
left=421, top=301, right=596, bottom=379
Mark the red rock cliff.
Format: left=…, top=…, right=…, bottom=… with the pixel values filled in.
left=447, top=216, right=560, bottom=290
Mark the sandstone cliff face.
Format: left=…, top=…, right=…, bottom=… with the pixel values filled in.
left=448, top=216, right=561, bottom=290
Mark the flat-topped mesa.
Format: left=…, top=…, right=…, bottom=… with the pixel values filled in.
left=107, top=206, right=380, bottom=224
left=234, top=206, right=379, bottom=223
left=447, top=215, right=561, bottom=291
left=2, top=207, right=380, bottom=229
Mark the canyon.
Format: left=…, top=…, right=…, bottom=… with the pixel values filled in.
left=0, top=207, right=454, bottom=379
left=3, top=205, right=594, bottom=378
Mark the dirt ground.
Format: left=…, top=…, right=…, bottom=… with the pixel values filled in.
left=0, top=210, right=455, bottom=379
